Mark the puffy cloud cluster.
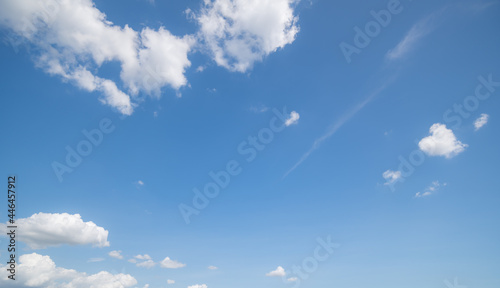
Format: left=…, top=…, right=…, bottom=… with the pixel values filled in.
left=0, top=0, right=301, bottom=114
left=0, top=253, right=137, bottom=288
left=0, top=212, right=109, bottom=249
left=193, top=0, right=299, bottom=72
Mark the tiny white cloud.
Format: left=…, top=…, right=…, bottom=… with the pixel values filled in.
left=137, top=180, right=145, bottom=186
left=135, top=254, right=152, bottom=260
left=474, top=113, right=489, bottom=131
left=285, top=111, right=300, bottom=126
left=287, top=277, right=298, bottom=282
left=88, top=258, right=105, bottom=263
left=208, top=265, right=218, bottom=270
left=383, top=170, right=402, bottom=186
left=167, top=279, right=175, bottom=284
left=160, top=257, right=186, bottom=269
left=266, top=266, right=286, bottom=277
left=109, top=250, right=123, bottom=260
left=136, top=259, right=156, bottom=268
left=418, top=123, right=467, bottom=158
left=188, top=285, right=207, bottom=288
left=415, top=181, right=446, bottom=198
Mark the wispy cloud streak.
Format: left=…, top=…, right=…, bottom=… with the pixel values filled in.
left=283, top=77, right=396, bottom=179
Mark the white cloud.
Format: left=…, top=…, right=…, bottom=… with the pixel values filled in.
left=0, top=253, right=137, bottom=288
left=160, top=257, right=186, bottom=269
left=415, top=181, right=446, bottom=198
left=136, top=259, right=156, bottom=268
left=135, top=254, right=152, bottom=260
left=266, top=266, right=286, bottom=277
left=474, top=113, right=489, bottom=130
left=285, top=111, right=300, bottom=126
left=128, top=258, right=137, bottom=263
left=383, top=170, right=402, bottom=186
left=192, top=0, right=300, bottom=72
left=137, top=180, right=145, bottom=186
left=0, top=212, right=109, bottom=249
left=109, top=250, right=124, bottom=260
left=208, top=265, right=218, bottom=270
left=418, top=123, right=468, bottom=158
left=87, top=258, right=105, bottom=263
left=167, top=279, right=175, bottom=284
left=250, top=104, right=269, bottom=113
left=287, top=277, right=298, bottom=282
left=0, top=0, right=194, bottom=115
left=386, top=15, right=434, bottom=61
left=188, top=285, right=207, bottom=288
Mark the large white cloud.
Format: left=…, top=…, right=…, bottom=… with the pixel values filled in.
left=0, top=0, right=194, bottom=115
left=418, top=123, right=468, bottom=158
left=192, top=0, right=300, bottom=72
left=0, top=253, right=137, bottom=288
left=0, top=212, right=109, bottom=249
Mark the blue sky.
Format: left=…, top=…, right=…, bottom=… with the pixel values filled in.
left=0, top=0, right=499, bottom=287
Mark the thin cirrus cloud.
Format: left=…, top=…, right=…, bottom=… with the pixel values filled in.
left=283, top=77, right=397, bottom=178
left=0, top=0, right=301, bottom=115
left=0, top=253, right=137, bottom=287
left=418, top=123, right=468, bottom=158
left=385, top=12, right=438, bottom=61
left=190, top=0, right=300, bottom=72
left=474, top=113, right=489, bottom=130
left=0, top=212, right=109, bottom=249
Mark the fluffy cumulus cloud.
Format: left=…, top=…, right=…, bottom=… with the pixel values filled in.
left=474, top=113, right=489, bottom=131
left=418, top=123, right=468, bottom=158
left=192, top=0, right=300, bottom=72
left=161, top=257, right=186, bottom=269
left=0, top=253, right=137, bottom=288
left=0, top=212, right=109, bottom=249
left=266, top=266, right=286, bottom=277
left=0, top=0, right=194, bottom=115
